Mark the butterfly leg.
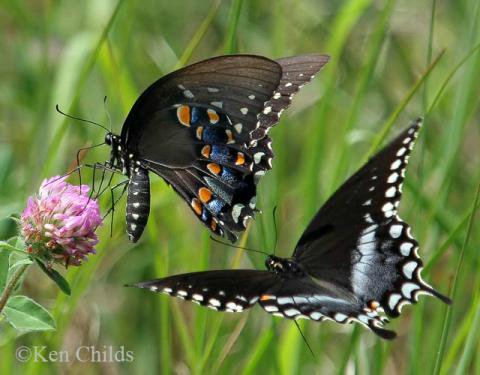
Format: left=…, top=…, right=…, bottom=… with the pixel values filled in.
left=94, top=169, right=115, bottom=200
left=74, top=141, right=105, bottom=194
left=93, top=165, right=108, bottom=201
left=101, top=179, right=129, bottom=237
left=81, top=162, right=99, bottom=213
left=102, top=179, right=129, bottom=220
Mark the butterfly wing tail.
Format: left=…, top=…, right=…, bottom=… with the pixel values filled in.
left=368, top=320, right=397, bottom=340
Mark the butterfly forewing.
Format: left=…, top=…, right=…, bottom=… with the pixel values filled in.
left=133, top=270, right=279, bottom=312
left=292, top=118, right=451, bottom=320
left=121, top=55, right=283, bottom=148
left=251, top=54, right=330, bottom=142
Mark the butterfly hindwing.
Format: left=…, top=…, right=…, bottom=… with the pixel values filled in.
left=258, top=276, right=395, bottom=339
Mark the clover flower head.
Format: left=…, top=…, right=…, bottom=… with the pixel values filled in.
left=21, top=176, right=102, bottom=266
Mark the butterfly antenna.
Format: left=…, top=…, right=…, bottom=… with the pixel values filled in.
left=209, top=236, right=269, bottom=256
left=272, top=206, right=279, bottom=256
left=293, top=320, right=316, bottom=360
left=103, top=96, right=113, bottom=133
left=41, top=165, right=85, bottom=188
left=56, top=104, right=110, bottom=133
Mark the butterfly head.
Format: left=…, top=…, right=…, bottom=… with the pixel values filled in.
left=105, top=132, right=121, bottom=147
left=265, top=255, right=304, bottom=277
left=104, top=132, right=129, bottom=174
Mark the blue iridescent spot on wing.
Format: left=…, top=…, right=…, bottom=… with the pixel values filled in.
left=210, top=145, right=230, bottom=163
left=221, top=167, right=238, bottom=185
left=201, top=208, right=209, bottom=222
left=202, top=127, right=226, bottom=144
left=207, top=199, right=225, bottom=215
left=191, top=107, right=200, bottom=124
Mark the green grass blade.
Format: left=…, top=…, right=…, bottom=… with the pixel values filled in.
left=174, top=0, right=222, bottom=69
left=455, top=298, right=480, bottom=374
left=337, top=326, right=361, bottom=375
left=278, top=322, right=302, bottom=375
left=41, top=0, right=126, bottom=176
left=440, top=291, right=480, bottom=373
left=212, top=314, right=248, bottom=373
left=424, top=198, right=480, bottom=274
left=302, top=0, right=373, bottom=216
left=433, top=181, right=480, bottom=375
left=197, top=315, right=224, bottom=374
left=223, top=0, right=243, bottom=54
left=426, top=41, right=480, bottom=116
left=171, top=302, right=198, bottom=370
left=240, top=326, right=274, bottom=375
left=362, top=49, right=445, bottom=163
left=331, top=0, right=395, bottom=188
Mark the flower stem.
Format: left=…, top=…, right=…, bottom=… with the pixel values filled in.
left=0, top=264, right=30, bottom=315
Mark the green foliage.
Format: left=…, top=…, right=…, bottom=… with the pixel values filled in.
left=35, top=260, right=71, bottom=296
left=0, top=0, right=479, bottom=374
left=0, top=239, right=64, bottom=334
left=3, top=296, right=56, bottom=332
left=0, top=248, right=9, bottom=291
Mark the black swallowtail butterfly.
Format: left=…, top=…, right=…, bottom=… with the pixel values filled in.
left=131, top=118, right=452, bottom=339
left=103, top=54, right=330, bottom=242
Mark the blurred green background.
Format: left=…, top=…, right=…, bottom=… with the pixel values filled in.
left=1, top=0, right=479, bottom=374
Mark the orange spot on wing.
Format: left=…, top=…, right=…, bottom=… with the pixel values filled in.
left=201, top=145, right=211, bottom=158
left=207, top=163, right=221, bottom=175
left=191, top=198, right=202, bottom=215
left=369, top=301, right=380, bottom=310
left=207, top=109, right=220, bottom=124
left=177, top=105, right=191, bottom=127
left=196, top=126, right=203, bottom=140
left=225, top=129, right=234, bottom=144
left=199, top=187, right=212, bottom=203
left=211, top=218, right=218, bottom=231
left=260, top=295, right=275, bottom=301
left=235, top=152, right=245, bottom=165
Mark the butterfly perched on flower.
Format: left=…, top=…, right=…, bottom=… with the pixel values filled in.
left=131, top=118, right=451, bottom=339
left=101, top=54, right=329, bottom=242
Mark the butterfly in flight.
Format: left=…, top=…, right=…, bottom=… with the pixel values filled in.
left=100, top=54, right=329, bottom=242
left=131, top=118, right=451, bottom=339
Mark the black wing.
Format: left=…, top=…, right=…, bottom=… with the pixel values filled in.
left=257, top=275, right=395, bottom=339
left=132, top=269, right=395, bottom=339
left=292, top=119, right=451, bottom=322
left=121, top=54, right=329, bottom=241
left=132, top=270, right=279, bottom=312
left=251, top=54, right=331, bottom=142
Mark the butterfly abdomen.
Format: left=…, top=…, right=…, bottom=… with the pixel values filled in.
left=126, top=167, right=150, bottom=242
